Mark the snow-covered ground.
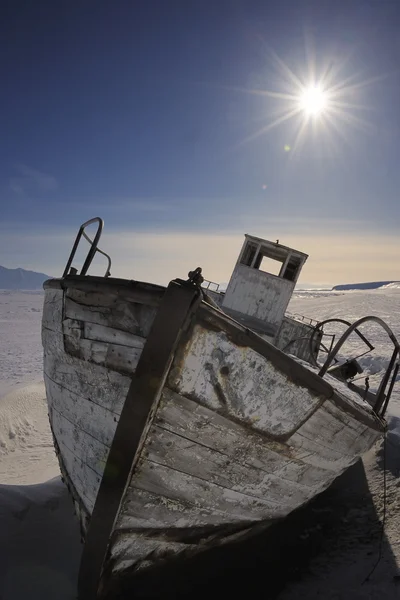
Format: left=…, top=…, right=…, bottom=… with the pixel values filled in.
left=0, top=291, right=44, bottom=398
left=279, top=288, right=400, bottom=600
left=0, top=287, right=399, bottom=599
left=0, top=291, right=81, bottom=600
left=289, top=287, right=400, bottom=415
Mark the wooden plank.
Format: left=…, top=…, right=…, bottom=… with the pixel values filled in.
left=54, top=432, right=100, bottom=513
left=132, top=461, right=282, bottom=521
left=42, top=288, right=64, bottom=332
left=119, top=389, right=366, bottom=532
left=65, top=280, right=165, bottom=307
left=43, top=299, right=148, bottom=376
left=64, top=336, right=142, bottom=376
left=65, top=289, right=120, bottom=308
left=63, top=317, right=82, bottom=340
left=45, top=375, right=119, bottom=446
left=118, top=488, right=246, bottom=530
left=65, top=297, right=121, bottom=329
left=156, top=388, right=334, bottom=485
left=43, top=352, right=130, bottom=415
left=64, top=296, right=158, bottom=338
left=50, top=405, right=110, bottom=478
left=291, top=400, right=380, bottom=462
left=109, top=533, right=190, bottom=576
left=83, top=322, right=145, bottom=350
left=52, top=425, right=92, bottom=535
left=275, top=316, right=320, bottom=363
left=42, top=326, right=65, bottom=356
left=73, top=499, right=90, bottom=536
left=297, top=401, right=368, bottom=449
left=115, top=408, right=373, bottom=572
left=142, top=427, right=317, bottom=506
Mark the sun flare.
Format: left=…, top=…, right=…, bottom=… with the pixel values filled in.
left=299, top=85, right=328, bottom=116
left=227, top=46, right=379, bottom=154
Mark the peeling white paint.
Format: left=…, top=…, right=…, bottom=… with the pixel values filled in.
left=170, top=324, right=323, bottom=437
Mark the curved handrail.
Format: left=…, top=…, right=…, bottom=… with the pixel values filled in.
left=318, top=315, right=400, bottom=417
left=82, top=230, right=111, bottom=277
left=309, top=317, right=374, bottom=368
left=62, top=217, right=111, bottom=278
left=319, top=316, right=399, bottom=377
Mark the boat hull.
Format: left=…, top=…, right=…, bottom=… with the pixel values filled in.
left=41, top=276, right=383, bottom=599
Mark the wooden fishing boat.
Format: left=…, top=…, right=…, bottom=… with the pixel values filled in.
left=41, top=218, right=399, bottom=599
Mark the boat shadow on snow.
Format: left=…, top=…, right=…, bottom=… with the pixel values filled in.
left=103, top=442, right=397, bottom=599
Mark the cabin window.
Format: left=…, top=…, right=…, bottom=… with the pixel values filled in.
left=240, top=241, right=302, bottom=281
left=258, top=256, right=283, bottom=277
left=240, top=243, right=258, bottom=266
left=283, top=258, right=301, bottom=281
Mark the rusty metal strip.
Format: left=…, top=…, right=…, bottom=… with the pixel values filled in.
left=78, top=281, right=200, bottom=600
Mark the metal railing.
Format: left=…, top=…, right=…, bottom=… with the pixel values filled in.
left=63, top=217, right=112, bottom=278
left=308, top=318, right=374, bottom=368
left=317, top=316, right=400, bottom=418
left=287, top=312, right=319, bottom=327
left=201, top=279, right=221, bottom=292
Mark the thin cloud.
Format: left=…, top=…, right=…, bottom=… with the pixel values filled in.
left=9, top=164, right=58, bottom=195
left=1, top=222, right=398, bottom=288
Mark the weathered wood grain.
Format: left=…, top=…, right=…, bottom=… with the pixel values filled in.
left=50, top=406, right=109, bottom=479
left=110, top=534, right=191, bottom=575
left=118, top=488, right=243, bottom=530
left=43, top=298, right=146, bottom=377
left=65, top=289, right=121, bottom=308
left=117, top=385, right=376, bottom=537
left=62, top=317, right=82, bottom=341
left=42, top=288, right=64, bottom=332
left=291, top=399, right=380, bottom=465
left=42, top=326, right=65, bottom=356
left=83, top=322, right=145, bottom=349
left=132, top=461, right=282, bottom=521
left=143, top=427, right=315, bottom=505
left=44, top=352, right=130, bottom=415
left=65, top=281, right=164, bottom=308
left=64, top=336, right=142, bottom=376
left=275, top=316, right=321, bottom=363
left=52, top=424, right=100, bottom=512
left=64, top=295, right=158, bottom=338
left=156, top=388, right=333, bottom=484
left=44, top=375, right=119, bottom=447
left=61, top=295, right=149, bottom=375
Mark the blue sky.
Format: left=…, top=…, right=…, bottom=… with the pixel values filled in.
left=1, top=0, right=399, bottom=286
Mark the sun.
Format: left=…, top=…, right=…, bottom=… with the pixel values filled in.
left=224, top=45, right=380, bottom=154
left=299, top=85, right=328, bottom=116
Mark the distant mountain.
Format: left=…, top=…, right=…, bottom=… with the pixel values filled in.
left=0, top=265, right=51, bottom=290
left=332, top=281, right=399, bottom=291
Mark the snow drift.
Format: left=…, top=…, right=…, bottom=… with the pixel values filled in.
left=332, top=281, right=400, bottom=291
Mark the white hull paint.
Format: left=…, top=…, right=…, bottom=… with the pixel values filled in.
left=41, top=277, right=383, bottom=598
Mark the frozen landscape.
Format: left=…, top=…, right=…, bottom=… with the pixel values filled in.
left=0, top=285, right=399, bottom=599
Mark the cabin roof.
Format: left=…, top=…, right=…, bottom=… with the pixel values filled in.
left=244, top=234, right=308, bottom=260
